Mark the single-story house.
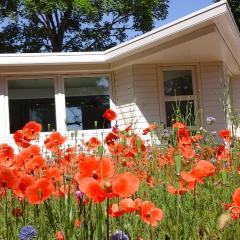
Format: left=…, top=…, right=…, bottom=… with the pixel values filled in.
left=0, top=0, right=239, bottom=145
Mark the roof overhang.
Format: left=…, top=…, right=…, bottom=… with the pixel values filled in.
left=0, top=0, right=239, bottom=76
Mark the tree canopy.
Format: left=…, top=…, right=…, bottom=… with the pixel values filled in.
left=0, top=0, right=169, bottom=53
left=215, top=0, right=240, bottom=31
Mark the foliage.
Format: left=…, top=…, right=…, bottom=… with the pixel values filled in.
left=0, top=0, right=169, bottom=52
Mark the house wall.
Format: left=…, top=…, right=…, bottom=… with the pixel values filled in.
left=113, top=66, right=136, bottom=129
left=113, top=62, right=229, bottom=134
left=199, top=63, right=228, bottom=132
left=230, top=75, right=240, bottom=136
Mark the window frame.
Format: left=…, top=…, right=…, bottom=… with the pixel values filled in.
left=2, top=73, right=114, bottom=140
left=158, top=66, right=198, bottom=127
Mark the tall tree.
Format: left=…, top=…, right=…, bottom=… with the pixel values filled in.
left=215, top=0, right=240, bottom=31
left=0, top=0, right=169, bottom=52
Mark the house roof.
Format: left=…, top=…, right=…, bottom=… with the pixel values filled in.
left=0, top=0, right=239, bottom=76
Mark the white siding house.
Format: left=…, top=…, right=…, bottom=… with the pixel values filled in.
left=0, top=0, right=239, bottom=145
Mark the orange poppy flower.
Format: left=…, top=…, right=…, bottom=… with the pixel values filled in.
left=23, top=121, right=42, bottom=140
left=103, top=109, right=117, bottom=121
left=25, top=156, right=44, bottom=172
left=166, top=185, right=188, bottom=195
left=173, top=122, right=186, bottom=129
left=0, top=144, right=14, bottom=160
left=108, top=142, right=124, bottom=156
left=76, top=156, right=114, bottom=181
left=138, top=201, right=164, bottom=227
left=108, top=203, right=124, bottom=217
left=191, top=160, right=216, bottom=179
left=45, top=167, right=62, bottom=183
left=119, top=198, right=137, bottom=213
left=13, top=130, right=31, bottom=148
left=112, top=172, right=139, bottom=198
left=25, top=177, right=53, bottom=204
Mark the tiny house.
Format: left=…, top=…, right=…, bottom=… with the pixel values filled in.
left=0, top=0, right=239, bottom=144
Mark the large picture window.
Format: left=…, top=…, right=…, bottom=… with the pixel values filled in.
left=64, top=76, right=111, bottom=130
left=161, top=68, right=196, bottom=127
left=8, top=78, right=56, bottom=133
left=6, top=75, right=111, bottom=135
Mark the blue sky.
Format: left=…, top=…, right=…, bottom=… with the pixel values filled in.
left=127, top=0, right=214, bottom=39
left=156, top=0, right=214, bottom=27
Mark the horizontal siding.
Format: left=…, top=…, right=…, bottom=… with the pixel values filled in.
left=200, top=64, right=227, bottom=132
left=113, top=67, right=135, bottom=128
left=133, top=65, right=160, bottom=131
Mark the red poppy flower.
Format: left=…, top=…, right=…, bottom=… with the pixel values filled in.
left=13, top=174, right=35, bottom=198
left=45, top=167, right=62, bottom=183
left=23, top=121, right=42, bottom=140
left=13, top=130, right=31, bottom=148
left=233, top=188, right=240, bottom=206
left=56, top=231, right=64, bottom=240
left=74, top=219, right=81, bottom=228
left=108, top=142, right=124, bottom=156
left=25, top=156, right=44, bottom=172
left=142, top=123, right=158, bottom=135
left=105, top=133, right=118, bottom=146
left=219, top=129, right=231, bottom=142
left=103, top=109, right=117, bottom=121
left=78, top=177, right=107, bottom=203
left=44, top=132, right=66, bottom=151
left=0, top=167, right=15, bottom=189
left=138, top=201, right=164, bottom=227
left=25, top=177, right=53, bottom=204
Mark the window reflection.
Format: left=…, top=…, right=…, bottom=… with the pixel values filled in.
left=164, top=70, right=193, bottom=96
left=64, top=77, right=111, bottom=130
left=8, top=79, right=56, bottom=133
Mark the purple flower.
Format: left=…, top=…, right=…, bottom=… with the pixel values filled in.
left=111, top=231, right=129, bottom=240
left=19, top=226, right=37, bottom=240
left=206, top=116, right=216, bottom=125
left=76, top=190, right=84, bottom=200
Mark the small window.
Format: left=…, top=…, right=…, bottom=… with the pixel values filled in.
left=162, top=69, right=195, bottom=127
left=164, top=70, right=193, bottom=96
left=8, top=79, right=56, bottom=133
left=64, top=76, right=111, bottom=130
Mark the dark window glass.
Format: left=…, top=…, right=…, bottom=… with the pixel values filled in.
left=164, top=70, right=193, bottom=96
left=8, top=79, right=56, bottom=133
left=64, top=77, right=110, bottom=130
left=165, top=100, right=195, bottom=127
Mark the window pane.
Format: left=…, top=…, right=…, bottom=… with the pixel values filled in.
left=164, top=70, right=193, bottom=96
left=8, top=79, right=56, bottom=133
left=165, top=100, right=195, bottom=127
left=64, top=77, right=110, bottom=130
